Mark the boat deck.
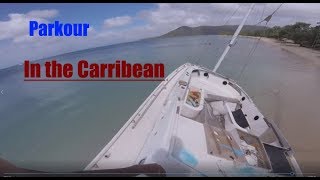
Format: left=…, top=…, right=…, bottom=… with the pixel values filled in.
left=85, top=63, right=301, bottom=176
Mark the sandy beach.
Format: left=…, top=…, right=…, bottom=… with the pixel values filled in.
left=242, top=35, right=320, bottom=67
left=241, top=35, right=320, bottom=175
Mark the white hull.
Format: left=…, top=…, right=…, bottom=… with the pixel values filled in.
left=85, top=63, right=302, bottom=177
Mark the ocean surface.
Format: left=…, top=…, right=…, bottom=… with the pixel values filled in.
left=0, top=35, right=319, bottom=174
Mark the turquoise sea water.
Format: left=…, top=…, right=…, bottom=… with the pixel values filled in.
left=0, top=35, right=319, bottom=173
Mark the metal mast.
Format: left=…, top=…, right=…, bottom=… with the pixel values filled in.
left=213, top=3, right=255, bottom=72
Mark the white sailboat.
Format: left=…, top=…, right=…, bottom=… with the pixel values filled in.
left=84, top=4, right=302, bottom=177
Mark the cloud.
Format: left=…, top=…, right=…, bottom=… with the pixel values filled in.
left=103, top=16, right=132, bottom=28
left=266, top=3, right=320, bottom=26
left=26, top=9, right=59, bottom=19
left=140, top=3, right=320, bottom=28
left=0, top=9, right=58, bottom=41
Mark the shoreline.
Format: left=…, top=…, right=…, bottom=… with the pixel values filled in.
left=240, top=35, right=320, bottom=66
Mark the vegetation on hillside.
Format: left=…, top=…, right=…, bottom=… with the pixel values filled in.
left=241, top=22, right=320, bottom=49
left=158, top=22, right=320, bottom=50
left=159, top=25, right=267, bottom=38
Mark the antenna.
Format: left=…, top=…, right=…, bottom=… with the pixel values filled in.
left=213, top=3, right=255, bottom=73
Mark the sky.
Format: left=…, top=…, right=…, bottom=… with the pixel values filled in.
left=1, top=3, right=320, bottom=69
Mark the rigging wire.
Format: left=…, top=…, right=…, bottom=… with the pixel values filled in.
left=311, top=27, right=320, bottom=49
left=224, top=4, right=242, bottom=26
left=212, top=4, right=242, bottom=60
left=255, top=3, right=284, bottom=25
left=237, top=3, right=284, bottom=83
left=199, top=4, right=242, bottom=66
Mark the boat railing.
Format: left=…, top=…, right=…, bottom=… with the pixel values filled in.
left=131, top=63, right=190, bottom=128
left=263, top=118, right=291, bottom=150
left=85, top=63, right=191, bottom=170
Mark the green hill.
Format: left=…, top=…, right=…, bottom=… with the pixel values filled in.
left=159, top=25, right=268, bottom=38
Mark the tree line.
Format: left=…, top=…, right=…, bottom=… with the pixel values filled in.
left=241, top=22, right=320, bottom=49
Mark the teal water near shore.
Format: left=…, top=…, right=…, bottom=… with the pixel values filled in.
left=0, top=35, right=319, bottom=173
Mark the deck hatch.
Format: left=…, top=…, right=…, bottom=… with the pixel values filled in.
left=263, top=143, right=293, bottom=174
left=232, top=109, right=250, bottom=128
